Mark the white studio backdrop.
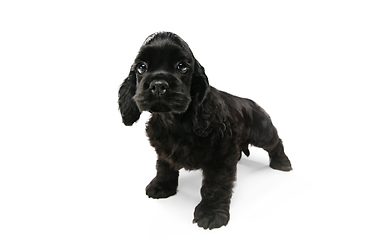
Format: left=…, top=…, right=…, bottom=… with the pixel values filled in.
left=1, top=0, right=383, bottom=239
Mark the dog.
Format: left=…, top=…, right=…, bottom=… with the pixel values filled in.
left=118, top=32, right=292, bottom=229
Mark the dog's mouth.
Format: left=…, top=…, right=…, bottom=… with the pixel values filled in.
left=134, top=90, right=192, bottom=114
left=149, top=102, right=172, bottom=113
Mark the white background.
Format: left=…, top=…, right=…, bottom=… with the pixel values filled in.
left=1, top=0, right=383, bottom=239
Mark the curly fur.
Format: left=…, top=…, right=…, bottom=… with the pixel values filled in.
left=118, top=32, right=292, bottom=230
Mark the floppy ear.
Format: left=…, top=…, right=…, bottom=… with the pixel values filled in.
left=118, top=65, right=141, bottom=126
left=191, top=60, right=212, bottom=137
left=191, top=60, right=209, bottom=105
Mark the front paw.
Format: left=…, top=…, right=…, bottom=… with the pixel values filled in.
left=145, top=177, right=177, bottom=199
left=193, top=201, right=230, bottom=230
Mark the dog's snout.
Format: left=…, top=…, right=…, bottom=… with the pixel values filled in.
left=149, top=80, right=169, bottom=96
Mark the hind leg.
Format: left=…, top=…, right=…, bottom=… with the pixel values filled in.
left=267, top=138, right=292, bottom=171
left=260, top=127, right=292, bottom=171
left=244, top=101, right=292, bottom=171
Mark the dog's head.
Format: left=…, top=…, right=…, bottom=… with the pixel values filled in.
left=119, top=32, right=209, bottom=126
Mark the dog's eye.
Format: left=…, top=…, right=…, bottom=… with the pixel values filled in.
left=177, top=62, right=189, bottom=74
left=136, top=62, right=147, bottom=75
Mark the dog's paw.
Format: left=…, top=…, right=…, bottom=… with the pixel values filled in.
left=270, top=156, right=292, bottom=172
left=193, top=201, right=230, bottom=230
left=145, top=178, right=177, bottom=199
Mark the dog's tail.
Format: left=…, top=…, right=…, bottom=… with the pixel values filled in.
left=241, top=146, right=250, bottom=157
left=237, top=143, right=250, bottom=161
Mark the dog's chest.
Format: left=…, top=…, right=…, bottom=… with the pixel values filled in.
left=148, top=129, right=209, bottom=170
left=146, top=114, right=217, bottom=170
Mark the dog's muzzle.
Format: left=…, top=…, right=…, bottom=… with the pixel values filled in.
left=149, top=80, right=169, bottom=96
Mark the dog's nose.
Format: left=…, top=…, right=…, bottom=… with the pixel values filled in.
left=149, top=80, right=169, bottom=96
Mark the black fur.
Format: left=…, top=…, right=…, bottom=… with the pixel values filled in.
left=118, top=32, right=292, bottom=230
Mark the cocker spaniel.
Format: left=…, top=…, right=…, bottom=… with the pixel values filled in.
left=118, top=32, right=292, bottom=229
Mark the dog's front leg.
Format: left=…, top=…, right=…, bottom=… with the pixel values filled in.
left=193, top=162, right=237, bottom=230
left=146, top=159, right=179, bottom=199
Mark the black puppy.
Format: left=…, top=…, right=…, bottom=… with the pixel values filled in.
left=118, top=32, right=292, bottom=229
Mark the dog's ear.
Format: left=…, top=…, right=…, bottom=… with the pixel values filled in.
left=191, top=60, right=212, bottom=137
left=191, top=60, right=209, bottom=105
left=118, top=65, right=141, bottom=126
